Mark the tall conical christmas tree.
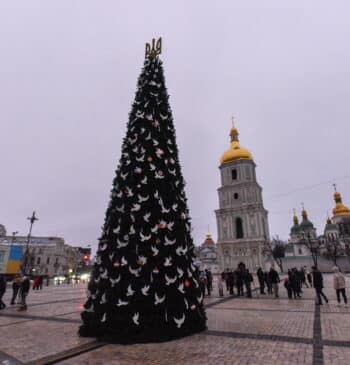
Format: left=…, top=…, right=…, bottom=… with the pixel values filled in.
left=79, top=39, right=206, bottom=343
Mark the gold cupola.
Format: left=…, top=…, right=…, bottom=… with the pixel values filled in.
left=332, top=188, right=350, bottom=217
left=220, top=121, right=253, bottom=165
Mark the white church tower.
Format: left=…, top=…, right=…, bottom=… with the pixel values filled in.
left=216, top=121, right=270, bottom=271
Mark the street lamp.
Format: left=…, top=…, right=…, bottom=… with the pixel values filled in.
left=11, top=231, right=18, bottom=247
left=22, top=211, right=38, bottom=276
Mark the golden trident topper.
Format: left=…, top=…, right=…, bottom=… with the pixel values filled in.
left=145, top=37, right=162, bottom=59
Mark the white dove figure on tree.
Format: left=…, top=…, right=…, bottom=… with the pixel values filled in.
left=132, top=312, right=140, bottom=325
left=113, top=226, right=120, bottom=234
left=140, top=231, right=151, bottom=242
left=116, top=204, right=125, bottom=213
left=129, top=225, right=136, bottom=235
left=154, top=293, right=165, bottom=305
left=138, top=194, right=149, bottom=203
left=177, top=267, right=184, bottom=278
left=100, top=269, right=108, bottom=279
left=177, top=283, right=185, bottom=294
left=141, top=285, right=150, bottom=296
left=129, top=266, right=140, bottom=277
left=116, top=191, right=123, bottom=198
left=117, top=299, right=128, bottom=307
left=167, top=222, right=174, bottom=231
left=131, top=203, right=141, bottom=212
left=120, top=172, right=128, bottom=180
left=110, top=276, right=120, bottom=287
left=121, top=257, right=128, bottom=266
left=141, top=176, right=148, bottom=184
left=143, top=212, right=151, bottom=222
left=174, top=314, right=185, bottom=328
left=100, top=293, right=107, bottom=304
left=126, top=284, right=135, bottom=296
left=164, top=236, right=176, bottom=246
left=101, top=313, right=107, bottom=322
left=117, top=239, right=128, bottom=248
left=165, top=274, right=177, bottom=286
left=151, top=246, right=159, bottom=256
left=164, top=257, right=172, bottom=267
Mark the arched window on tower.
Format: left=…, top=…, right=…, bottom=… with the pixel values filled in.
left=236, top=218, right=243, bottom=239
left=231, top=169, right=237, bottom=180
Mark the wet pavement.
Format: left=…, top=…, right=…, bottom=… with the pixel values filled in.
left=0, top=275, right=349, bottom=365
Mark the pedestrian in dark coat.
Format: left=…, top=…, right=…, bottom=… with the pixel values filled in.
left=18, top=276, right=30, bottom=311
left=227, top=270, right=235, bottom=295
left=268, top=266, right=280, bottom=298
left=312, top=266, right=328, bottom=305
left=257, top=268, right=265, bottom=294
left=11, top=274, right=22, bottom=305
left=0, top=275, right=6, bottom=310
left=205, top=269, right=213, bottom=296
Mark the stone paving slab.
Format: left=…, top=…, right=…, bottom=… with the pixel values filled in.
left=55, top=335, right=313, bottom=365
left=0, top=319, right=92, bottom=363
left=321, top=313, right=350, bottom=342
left=214, top=298, right=315, bottom=312
left=206, top=307, right=314, bottom=339
left=323, top=346, right=350, bottom=365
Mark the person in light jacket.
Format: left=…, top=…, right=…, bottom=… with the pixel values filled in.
left=333, top=266, right=348, bottom=306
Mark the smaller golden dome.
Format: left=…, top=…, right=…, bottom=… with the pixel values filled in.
left=220, top=125, right=253, bottom=164
left=293, top=214, right=299, bottom=225
left=326, top=216, right=332, bottom=225
left=333, top=190, right=350, bottom=217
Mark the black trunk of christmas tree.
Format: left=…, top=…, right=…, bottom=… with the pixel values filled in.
left=79, top=48, right=206, bottom=343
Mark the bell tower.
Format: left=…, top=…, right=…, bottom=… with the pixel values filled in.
left=215, top=120, right=270, bottom=271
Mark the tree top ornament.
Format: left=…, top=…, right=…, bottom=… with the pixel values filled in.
left=145, top=37, right=162, bottom=59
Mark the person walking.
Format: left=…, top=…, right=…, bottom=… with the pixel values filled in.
left=227, top=270, right=235, bottom=295
left=333, top=266, right=348, bottom=306
left=257, top=267, right=266, bottom=295
left=235, top=267, right=244, bottom=296
left=268, top=266, right=280, bottom=298
left=11, top=274, right=22, bottom=305
left=284, top=275, right=293, bottom=299
left=307, top=269, right=313, bottom=287
left=218, top=276, right=224, bottom=297
left=221, top=270, right=228, bottom=292
left=244, top=269, right=253, bottom=298
left=265, top=271, right=272, bottom=294
left=205, top=269, right=212, bottom=296
left=312, top=266, right=328, bottom=305
left=0, top=275, right=7, bottom=310
left=18, top=276, right=30, bottom=311
left=199, top=271, right=207, bottom=298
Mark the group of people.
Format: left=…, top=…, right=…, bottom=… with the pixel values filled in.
left=0, top=274, right=31, bottom=311
left=257, top=266, right=280, bottom=297
left=220, top=262, right=254, bottom=298
left=283, top=267, right=309, bottom=300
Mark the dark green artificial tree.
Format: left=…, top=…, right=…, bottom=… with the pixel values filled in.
left=79, top=39, right=206, bottom=343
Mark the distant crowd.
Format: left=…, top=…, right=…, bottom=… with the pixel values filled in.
left=198, top=263, right=348, bottom=306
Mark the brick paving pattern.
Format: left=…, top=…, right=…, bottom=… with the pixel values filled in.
left=0, top=274, right=349, bottom=364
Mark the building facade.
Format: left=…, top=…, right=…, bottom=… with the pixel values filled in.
left=0, top=225, right=90, bottom=277
left=216, top=123, right=270, bottom=272
left=194, top=232, right=219, bottom=273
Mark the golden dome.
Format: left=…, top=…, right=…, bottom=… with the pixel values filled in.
left=220, top=125, right=253, bottom=165
left=332, top=190, right=350, bottom=217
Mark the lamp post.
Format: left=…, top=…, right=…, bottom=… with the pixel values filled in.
left=22, top=211, right=38, bottom=275
left=11, top=231, right=18, bottom=247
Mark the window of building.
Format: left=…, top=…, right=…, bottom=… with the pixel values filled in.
left=37, top=257, right=41, bottom=265
left=236, top=217, right=244, bottom=239
left=298, top=248, right=302, bottom=255
left=231, top=169, right=237, bottom=180
left=234, top=193, right=239, bottom=200
left=0, top=251, right=5, bottom=263
left=46, top=257, right=50, bottom=264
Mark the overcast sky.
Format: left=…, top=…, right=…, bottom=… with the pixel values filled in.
left=1, top=1, right=350, bottom=253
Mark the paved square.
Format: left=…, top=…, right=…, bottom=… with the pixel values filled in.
left=0, top=274, right=349, bottom=365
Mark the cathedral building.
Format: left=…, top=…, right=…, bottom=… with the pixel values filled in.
left=215, top=123, right=270, bottom=271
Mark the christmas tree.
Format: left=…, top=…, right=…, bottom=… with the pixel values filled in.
left=79, top=38, right=207, bottom=343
